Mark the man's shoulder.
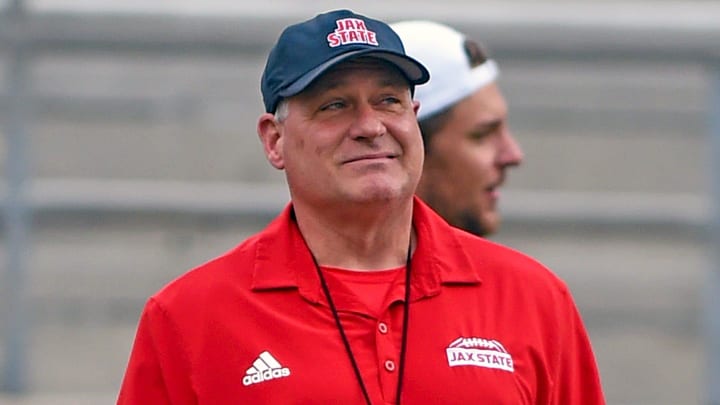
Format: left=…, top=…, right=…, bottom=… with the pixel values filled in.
left=414, top=199, right=568, bottom=294
left=149, top=233, right=262, bottom=309
left=452, top=227, right=570, bottom=294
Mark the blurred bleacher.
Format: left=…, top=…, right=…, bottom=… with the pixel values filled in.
left=1, top=1, right=719, bottom=404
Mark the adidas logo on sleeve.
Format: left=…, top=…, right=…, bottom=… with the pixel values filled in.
left=242, top=351, right=291, bottom=386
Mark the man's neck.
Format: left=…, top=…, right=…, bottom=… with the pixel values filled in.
left=292, top=199, right=415, bottom=271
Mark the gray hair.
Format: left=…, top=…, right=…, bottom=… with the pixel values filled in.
left=274, top=99, right=289, bottom=123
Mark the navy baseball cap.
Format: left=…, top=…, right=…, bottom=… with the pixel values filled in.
left=260, top=9, right=430, bottom=113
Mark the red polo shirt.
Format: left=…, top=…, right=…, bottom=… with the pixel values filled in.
left=118, top=197, right=605, bottom=404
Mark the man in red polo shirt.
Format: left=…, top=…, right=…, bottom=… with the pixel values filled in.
left=117, top=9, right=605, bottom=405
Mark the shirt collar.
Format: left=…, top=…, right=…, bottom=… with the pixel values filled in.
left=251, top=196, right=482, bottom=302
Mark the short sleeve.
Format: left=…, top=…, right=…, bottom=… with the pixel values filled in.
left=551, top=289, right=606, bottom=404
left=117, top=298, right=196, bottom=405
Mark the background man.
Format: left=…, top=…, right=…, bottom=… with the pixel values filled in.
left=392, top=21, right=524, bottom=236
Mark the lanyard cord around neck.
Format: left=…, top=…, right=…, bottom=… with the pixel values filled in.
left=310, top=242, right=413, bottom=405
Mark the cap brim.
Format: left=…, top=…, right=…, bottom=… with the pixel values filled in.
left=278, top=49, right=430, bottom=99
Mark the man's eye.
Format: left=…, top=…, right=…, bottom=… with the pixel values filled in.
left=320, top=101, right=345, bottom=111
left=469, top=123, right=501, bottom=141
left=470, top=130, right=493, bottom=141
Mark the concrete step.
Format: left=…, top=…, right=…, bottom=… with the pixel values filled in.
left=0, top=53, right=711, bottom=194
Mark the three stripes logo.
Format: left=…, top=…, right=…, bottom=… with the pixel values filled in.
left=242, top=351, right=291, bottom=386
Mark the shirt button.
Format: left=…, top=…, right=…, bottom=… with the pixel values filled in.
left=378, top=322, right=388, bottom=334
left=384, top=360, right=396, bottom=372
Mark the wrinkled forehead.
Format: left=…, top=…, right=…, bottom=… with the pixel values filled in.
left=302, top=57, right=412, bottom=96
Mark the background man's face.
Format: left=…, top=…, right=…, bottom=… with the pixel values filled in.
left=418, top=83, right=523, bottom=236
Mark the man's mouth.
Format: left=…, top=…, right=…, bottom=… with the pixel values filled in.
left=343, top=153, right=397, bottom=164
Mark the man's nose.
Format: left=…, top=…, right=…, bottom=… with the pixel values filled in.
left=498, top=129, right=524, bottom=167
left=348, top=104, right=386, bottom=140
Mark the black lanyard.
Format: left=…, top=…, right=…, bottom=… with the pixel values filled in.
left=309, top=242, right=412, bottom=405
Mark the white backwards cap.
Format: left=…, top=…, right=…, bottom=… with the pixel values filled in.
left=391, top=21, right=499, bottom=120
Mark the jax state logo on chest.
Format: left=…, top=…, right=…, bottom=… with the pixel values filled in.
left=446, top=336, right=515, bottom=372
left=327, top=18, right=378, bottom=47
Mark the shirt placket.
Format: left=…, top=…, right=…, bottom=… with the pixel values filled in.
left=375, top=277, right=408, bottom=404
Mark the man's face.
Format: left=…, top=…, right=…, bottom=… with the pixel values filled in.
left=259, top=58, right=424, bottom=210
left=417, top=83, right=523, bottom=236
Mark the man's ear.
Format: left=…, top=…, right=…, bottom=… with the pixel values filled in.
left=413, top=100, right=421, bottom=116
left=257, top=113, right=285, bottom=170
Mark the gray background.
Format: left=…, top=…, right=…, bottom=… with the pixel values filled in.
left=1, top=1, right=719, bottom=404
